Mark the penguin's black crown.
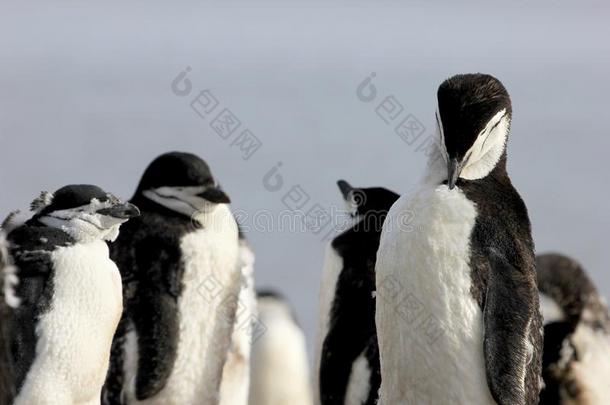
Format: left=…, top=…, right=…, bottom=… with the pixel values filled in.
left=437, top=73, right=511, bottom=160
left=30, top=184, right=139, bottom=221
left=33, top=185, right=114, bottom=216
left=135, top=151, right=215, bottom=193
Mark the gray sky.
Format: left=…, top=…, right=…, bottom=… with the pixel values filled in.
left=1, top=0, right=609, bottom=349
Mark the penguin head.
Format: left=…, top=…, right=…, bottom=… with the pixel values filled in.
left=436, top=73, right=512, bottom=189
left=31, top=184, right=139, bottom=243
left=336, top=180, right=398, bottom=218
left=135, top=152, right=231, bottom=218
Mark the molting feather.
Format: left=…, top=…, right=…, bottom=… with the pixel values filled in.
left=30, top=191, right=54, bottom=213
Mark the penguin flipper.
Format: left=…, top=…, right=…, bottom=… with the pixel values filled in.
left=131, top=238, right=182, bottom=400
left=134, top=291, right=180, bottom=399
left=483, top=249, right=542, bottom=405
left=4, top=225, right=73, bottom=393
left=319, top=259, right=377, bottom=404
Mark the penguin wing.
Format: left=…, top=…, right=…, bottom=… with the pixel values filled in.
left=131, top=236, right=183, bottom=400
left=319, top=258, right=377, bottom=404
left=4, top=225, right=73, bottom=392
left=483, top=249, right=542, bottom=405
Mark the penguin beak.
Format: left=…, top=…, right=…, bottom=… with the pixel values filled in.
left=97, top=203, right=140, bottom=219
left=337, top=180, right=354, bottom=200
left=197, top=187, right=231, bottom=204
left=447, top=158, right=463, bottom=190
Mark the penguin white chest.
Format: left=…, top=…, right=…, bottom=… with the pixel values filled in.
left=15, top=240, right=123, bottom=405
left=375, top=184, right=495, bottom=404
left=143, top=207, right=239, bottom=405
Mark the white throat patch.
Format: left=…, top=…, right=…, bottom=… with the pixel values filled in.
left=143, top=186, right=218, bottom=218
left=437, top=108, right=510, bottom=181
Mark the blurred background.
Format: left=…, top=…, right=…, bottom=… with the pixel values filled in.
left=1, top=0, right=609, bottom=356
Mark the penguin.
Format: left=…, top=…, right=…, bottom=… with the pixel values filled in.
left=536, top=253, right=610, bottom=404
left=103, top=151, right=241, bottom=405
left=4, top=184, right=139, bottom=405
left=218, top=223, right=256, bottom=405
left=375, top=73, right=542, bottom=404
left=315, top=180, right=398, bottom=405
left=249, top=290, right=313, bottom=405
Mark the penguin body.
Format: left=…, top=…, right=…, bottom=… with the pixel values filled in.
left=4, top=185, right=138, bottom=405
left=375, top=74, right=542, bottom=404
left=537, top=253, right=610, bottom=405
left=316, top=180, right=398, bottom=405
left=104, top=152, right=241, bottom=405
left=250, top=290, right=313, bottom=405
left=218, top=225, right=256, bottom=405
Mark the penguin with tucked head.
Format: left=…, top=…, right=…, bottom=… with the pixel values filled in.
left=375, top=74, right=542, bottom=404
left=250, top=289, right=313, bottom=405
left=103, top=152, right=242, bottom=405
left=316, top=180, right=398, bottom=405
left=536, top=253, right=610, bottom=404
left=3, top=184, right=139, bottom=405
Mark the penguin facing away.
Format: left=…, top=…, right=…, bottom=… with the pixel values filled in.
left=375, top=74, right=542, bottom=404
left=316, top=180, right=398, bottom=405
left=103, top=152, right=241, bottom=405
left=536, top=253, right=610, bottom=405
left=218, top=223, right=256, bottom=405
left=250, top=290, right=313, bottom=405
left=4, top=184, right=139, bottom=405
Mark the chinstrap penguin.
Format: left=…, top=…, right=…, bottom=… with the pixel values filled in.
left=250, top=290, right=313, bottom=405
left=103, top=151, right=241, bottom=405
left=218, top=223, right=256, bottom=405
left=316, top=180, right=398, bottom=405
left=537, top=253, right=610, bottom=405
left=4, top=184, right=139, bottom=405
left=375, top=73, right=542, bottom=404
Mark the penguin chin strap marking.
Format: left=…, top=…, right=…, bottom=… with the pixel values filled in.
left=143, top=187, right=219, bottom=218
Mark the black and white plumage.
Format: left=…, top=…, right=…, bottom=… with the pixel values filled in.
left=103, top=151, right=242, bottom=405
left=2, top=184, right=139, bottom=405
left=537, top=253, right=610, bottom=404
left=375, top=74, right=542, bottom=404
left=316, top=180, right=398, bottom=405
left=250, top=290, right=313, bottom=405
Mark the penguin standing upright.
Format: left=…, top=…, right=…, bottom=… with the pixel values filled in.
left=250, top=290, right=313, bottom=405
left=375, top=74, right=542, bottom=404
left=218, top=224, right=256, bottom=405
left=536, top=253, right=610, bottom=404
left=316, top=180, right=398, bottom=405
left=103, top=152, right=242, bottom=405
left=4, top=184, right=139, bottom=405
